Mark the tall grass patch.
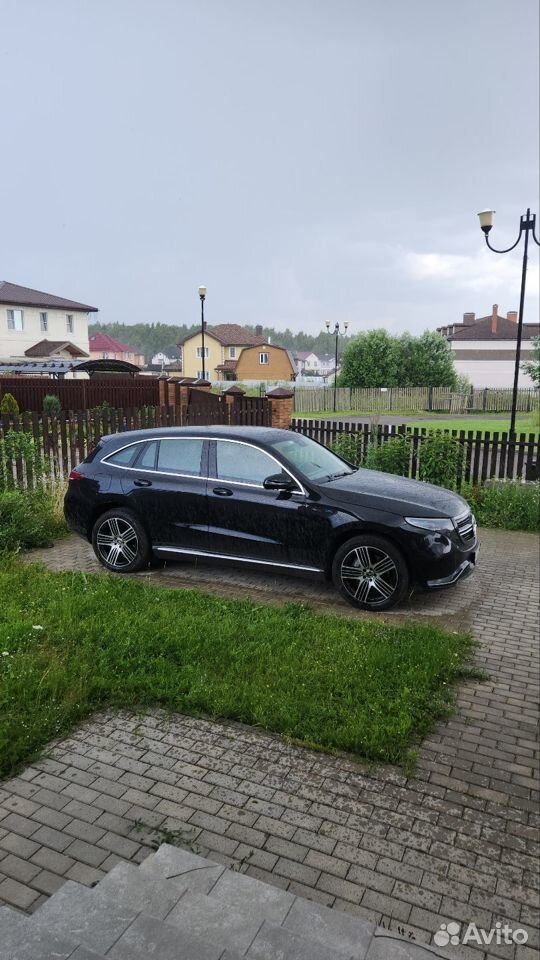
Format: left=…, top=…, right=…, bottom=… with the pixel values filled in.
left=0, top=561, right=475, bottom=776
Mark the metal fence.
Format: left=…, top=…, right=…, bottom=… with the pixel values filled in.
left=292, top=417, right=540, bottom=484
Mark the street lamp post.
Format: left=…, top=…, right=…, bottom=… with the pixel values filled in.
left=198, top=285, right=207, bottom=380
left=478, top=209, right=539, bottom=437
left=325, top=320, right=349, bottom=412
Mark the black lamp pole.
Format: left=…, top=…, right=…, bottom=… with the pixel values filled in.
left=198, top=285, right=207, bottom=380
left=326, top=321, right=349, bottom=412
left=478, top=209, right=539, bottom=437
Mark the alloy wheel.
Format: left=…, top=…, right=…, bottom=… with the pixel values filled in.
left=96, top=516, right=139, bottom=569
left=340, top=544, right=399, bottom=606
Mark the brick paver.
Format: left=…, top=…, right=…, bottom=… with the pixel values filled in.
left=2, top=527, right=539, bottom=960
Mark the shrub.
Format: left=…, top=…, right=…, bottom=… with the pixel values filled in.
left=461, top=481, right=539, bottom=533
left=43, top=394, right=62, bottom=416
left=0, top=431, right=48, bottom=491
left=0, top=488, right=67, bottom=552
left=0, top=392, right=20, bottom=415
left=331, top=433, right=362, bottom=467
left=418, top=431, right=464, bottom=489
left=364, top=434, right=410, bottom=476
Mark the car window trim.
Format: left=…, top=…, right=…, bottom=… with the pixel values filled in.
left=211, top=438, right=306, bottom=495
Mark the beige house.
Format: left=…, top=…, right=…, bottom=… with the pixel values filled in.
left=178, top=323, right=268, bottom=380
left=0, top=281, right=97, bottom=359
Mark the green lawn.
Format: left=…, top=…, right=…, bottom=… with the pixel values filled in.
left=406, top=414, right=539, bottom=435
left=0, top=561, right=475, bottom=776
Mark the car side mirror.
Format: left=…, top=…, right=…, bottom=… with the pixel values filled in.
left=263, top=473, right=296, bottom=491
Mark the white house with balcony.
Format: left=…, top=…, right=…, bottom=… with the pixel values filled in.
left=0, top=281, right=97, bottom=360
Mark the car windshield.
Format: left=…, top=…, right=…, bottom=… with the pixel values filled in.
left=269, top=434, right=356, bottom=483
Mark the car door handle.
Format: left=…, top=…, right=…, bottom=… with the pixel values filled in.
left=213, top=487, right=233, bottom=496
left=134, top=478, right=152, bottom=487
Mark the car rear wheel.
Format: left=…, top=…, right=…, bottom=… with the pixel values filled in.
left=332, top=534, right=409, bottom=611
left=92, top=509, right=150, bottom=573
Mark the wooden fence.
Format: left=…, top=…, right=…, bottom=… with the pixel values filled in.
left=293, top=386, right=539, bottom=414
left=0, top=376, right=160, bottom=412
left=292, top=418, right=540, bottom=484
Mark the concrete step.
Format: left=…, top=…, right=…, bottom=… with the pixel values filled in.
left=32, top=880, right=138, bottom=955
left=97, top=861, right=190, bottom=919
left=246, top=919, right=352, bottom=960
left=139, top=843, right=226, bottom=894
left=0, top=904, right=89, bottom=960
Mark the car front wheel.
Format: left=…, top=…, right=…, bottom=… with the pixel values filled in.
left=91, top=509, right=150, bottom=573
left=332, top=534, right=409, bottom=611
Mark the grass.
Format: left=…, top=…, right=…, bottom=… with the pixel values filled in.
left=0, top=560, right=475, bottom=777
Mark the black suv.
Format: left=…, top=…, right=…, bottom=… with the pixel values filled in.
left=64, top=425, right=479, bottom=611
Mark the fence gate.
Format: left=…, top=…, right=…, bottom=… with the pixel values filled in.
left=185, top=388, right=229, bottom=425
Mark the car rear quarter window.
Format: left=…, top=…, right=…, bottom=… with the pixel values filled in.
left=105, top=444, right=139, bottom=467
left=138, top=440, right=158, bottom=469
left=156, top=438, right=204, bottom=476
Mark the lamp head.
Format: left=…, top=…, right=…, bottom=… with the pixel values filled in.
left=477, top=210, right=495, bottom=235
left=198, top=285, right=207, bottom=300
left=344, top=321, right=349, bottom=332
left=325, top=321, right=331, bottom=332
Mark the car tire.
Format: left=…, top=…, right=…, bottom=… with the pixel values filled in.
left=91, top=508, right=150, bottom=574
left=332, top=534, right=409, bottom=611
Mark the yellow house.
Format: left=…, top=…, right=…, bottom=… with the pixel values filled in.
left=178, top=323, right=295, bottom=382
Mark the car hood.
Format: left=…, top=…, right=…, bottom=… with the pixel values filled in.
left=320, top=468, right=469, bottom=519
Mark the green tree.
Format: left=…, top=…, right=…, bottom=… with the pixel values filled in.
left=521, top=336, right=540, bottom=386
left=339, top=330, right=400, bottom=387
left=397, top=331, right=457, bottom=388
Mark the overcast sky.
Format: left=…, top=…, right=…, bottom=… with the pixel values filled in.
left=1, top=0, right=538, bottom=336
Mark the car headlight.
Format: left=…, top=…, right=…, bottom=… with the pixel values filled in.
left=405, top=517, right=455, bottom=534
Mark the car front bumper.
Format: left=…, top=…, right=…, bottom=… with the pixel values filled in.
left=426, top=550, right=479, bottom=589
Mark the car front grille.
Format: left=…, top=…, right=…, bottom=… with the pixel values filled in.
left=454, top=512, right=476, bottom=543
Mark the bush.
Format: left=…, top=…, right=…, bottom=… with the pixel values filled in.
left=331, top=433, right=362, bottom=467
left=461, top=481, right=539, bottom=533
left=364, top=434, right=410, bottom=476
left=0, top=392, right=20, bottom=415
left=43, top=394, right=62, bottom=416
left=0, top=431, right=48, bottom=491
left=418, top=431, right=464, bottom=489
left=0, top=489, right=67, bottom=552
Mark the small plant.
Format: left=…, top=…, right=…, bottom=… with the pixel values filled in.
left=43, top=394, right=62, bottom=416
left=331, top=433, right=362, bottom=467
left=461, top=480, right=539, bottom=532
left=0, top=430, right=48, bottom=491
left=364, top=434, right=410, bottom=476
left=0, top=488, right=67, bottom=551
left=0, top=393, right=20, bottom=415
left=418, top=431, right=464, bottom=488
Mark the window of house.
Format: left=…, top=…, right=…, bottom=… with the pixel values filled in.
left=66, top=314, right=74, bottom=333
left=7, top=309, right=24, bottom=331
left=216, top=441, right=276, bottom=485
left=259, top=352, right=269, bottom=365
left=196, top=369, right=206, bottom=379
left=102, top=352, right=109, bottom=359
left=196, top=346, right=209, bottom=358
left=157, top=439, right=204, bottom=476
left=40, top=312, right=48, bottom=332
left=229, top=346, right=236, bottom=359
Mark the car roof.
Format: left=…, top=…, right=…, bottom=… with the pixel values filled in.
left=100, top=425, right=294, bottom=450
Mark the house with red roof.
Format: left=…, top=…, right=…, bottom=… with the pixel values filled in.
left=437, top=304, right=539, bottom=387
left=88, top=331, right=145, bottom=367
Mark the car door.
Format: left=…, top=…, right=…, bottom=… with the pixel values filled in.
left=121, top=437, right=209, bottom=549
left=206, top=438, right=313, bottom=565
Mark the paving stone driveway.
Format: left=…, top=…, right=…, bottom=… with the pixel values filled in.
left=1, top=528, right=538, bottom=960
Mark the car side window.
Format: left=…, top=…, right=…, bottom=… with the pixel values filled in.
left=157, top=439, right=204, bottom=476
left=215, top=441, right=277, bottom=485
left=105, top=444, right=139, bottom=466
left=137, top=440, right=159, bottom=470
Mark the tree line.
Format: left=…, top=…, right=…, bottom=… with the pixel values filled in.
left=339, top=330, right=459, bottom=388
